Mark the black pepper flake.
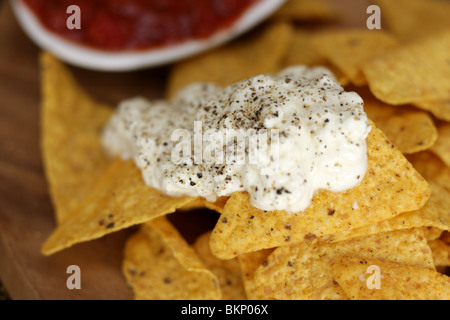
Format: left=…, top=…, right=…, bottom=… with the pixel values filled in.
left=190, top=181, right=196, bottom=186
left=304, top=233, right=316, bottom=241
left=222, top=218, right=228, bottom=223
left=285, top=224, right=291, bottom=230
left=163, top=277, right=172, bottom=284
left=197, top=173, right=203, bottom=178
left=287, top=261, right=294, bottom=267
left=106, top=222, right=115, bottom=229
left=328, top=209, right=335, bottom=216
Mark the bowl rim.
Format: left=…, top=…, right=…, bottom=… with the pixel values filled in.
left=11, top=0, right=287, bottom=71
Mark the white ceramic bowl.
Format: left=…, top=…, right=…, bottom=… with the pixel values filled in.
left=11, top=0, right=286, bottom=71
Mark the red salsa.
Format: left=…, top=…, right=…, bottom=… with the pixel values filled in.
left=21, top=0, right=259, bottom=51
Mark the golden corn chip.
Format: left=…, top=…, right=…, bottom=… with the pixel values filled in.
left=415, top=98, right=450, bottom=122
left=431, top=123, right=450, bottom=168
left=311, top=30, right=398, bottom=86
left=331, top=257, right=450, bottom=300
left=327, top=181, right=450, bottom=244
left=123, top=217, right=221, bottom=300
left=441, top=231, right=450, bottom=245
left=193, top=232, right=247, bottom=300
left=407, top=151, right=450, bottom=190
left=271, top=0, right=337, bottom=22
left=40, top=52, right=113, bottom=223
left=282, top=30, right=349, bottom=86
left=175, top=198, right=206, bottom=212
left=202, top=197, right=229, bottom=215
left=210, top=124, right=430, bottom=259
left=237, top=250, right=274, bottom=300
left=283, top=30, right=326, bottom=67
left=376, top=0, right=450, bottom=42
left=422, top=227, right=444, bottom=241
left=237, top=249, right=274, bottom=300
left=166, top=22, right=293, bottom=98
left=41, top=159, right=198, bottom=255
left=363, top=98, right=437, bottom=154
left=248, top=229, right=433, bottom=300
left=428, top=240, right=450, bottom=268
left=363, top=31, right=450, bottom=105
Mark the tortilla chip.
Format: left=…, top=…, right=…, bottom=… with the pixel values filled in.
left=376, top=0, right=450, bottom=42
left=422, top=227, right=444, bottom=241
left=363, top=100, right=437, bottom=154
left=311, top=30, right=398, bottom=86
left=248, top=229, right=433, bottom=300
left=123, top=217, right=221, bottom=300
left=210, top=124, right=431, bottom=259
left=415, top=99, right=450, bottom=122
left=428, top=239, right=450, bottom=268
left=325, top=180, right=450, bottom=244
left=166, top=22, right=293, bottom=98
left=202, top=197, right=229, bottom=215
left=431, top=123, right=450, bottom=168
left=193, top=232, right=246, bottom=300
left=442, top=231, right=450, bottom=245
left=40, top=52, right=113, bottom=223
left=282, top=30, right=349, bottom=86
left=407, top=151, right=450, bottom=190
left=271, top=0, right=337, bottom=22
left=41, top=159, right=198, bottom=255
left=363, top=31, right=450, bottom=105
left=331, top=257, right=450, bottom=300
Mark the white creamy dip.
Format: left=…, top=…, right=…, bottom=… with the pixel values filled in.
left=102, top=66, right=371, bottom=213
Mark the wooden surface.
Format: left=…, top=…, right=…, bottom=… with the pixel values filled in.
left=0, top=0, right=370, bottom=300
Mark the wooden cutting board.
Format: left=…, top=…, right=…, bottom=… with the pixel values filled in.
left=0, top=0, right=370, bottom=299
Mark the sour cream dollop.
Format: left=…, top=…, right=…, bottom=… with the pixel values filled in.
left=102, top=66, right=372, bottom=213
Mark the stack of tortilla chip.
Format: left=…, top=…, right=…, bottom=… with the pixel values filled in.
left=40, top=0, right=450, bottom=300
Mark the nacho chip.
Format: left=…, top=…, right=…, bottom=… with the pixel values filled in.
left=407, top=151, right=450, bottom=190
left=41, top=159, right=198, bottom=255
left=376, top=0, right=450, bottom=42
left=193, top=232, right=246, bottom=300
left=428, top=239, right=450, bottom=268
left=431, top=123, right=450, bottom=168
left=311, top=30, right=398, bottom=86
left=202, top=197, right=229, bottom=215
left=282, top=30, right=349, bottom=86
left=331, top=257, right=450, bottom=300
left=422, top=227, right=444, bottom=241
left=363, top=31, right=450, bottom=105
left=325, top=180, right=450, bottom=244
left=210, top=124, right=431, bottom=259
left=271, top=0, right=337, bottom=22
left=363, top=99, right=437, bottom=154
left=123, top=217, right=221, bottom=300
left=41, top=52, right=113, bottom=223
left=166, top=21, right=293, bottom=98
left=248, top=229, right=433, bottom=300
left=237, top=249, right=274, bottom=300
left=415, top=98, right=450, bottom=122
